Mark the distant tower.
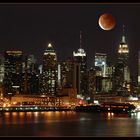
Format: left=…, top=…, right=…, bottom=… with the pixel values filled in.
left=73, top=31, right=88, bottom=97
left=88, top=68, right=96, bottom=95
left=114, top=25, right=130, bottom=92
left=40, top=43, right=58, bottom=96
left=94, top=53, right=107, bottom=77
left=21, top=54, right=39, bottom=94
left=3, top=50, right=23, bottom=97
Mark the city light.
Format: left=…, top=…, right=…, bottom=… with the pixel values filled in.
left=0, top=4, right=139, bottom=137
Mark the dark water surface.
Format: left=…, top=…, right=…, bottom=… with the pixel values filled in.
left=0, top=111, right=140, bottom=137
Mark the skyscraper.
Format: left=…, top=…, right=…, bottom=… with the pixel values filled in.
left=94, top=53, right=113, bottom=93
left=59, top=60, right=74, bottom=89
left=3, top=50, right=23, bottom=97
left=58, top=59, right=79, bottom=97
left=88, top=68, right=96, bottom=95
left=94, top=53, right=107, bottom=77
left=114, top=26, right=130, bottom=93
left=73, top=31, right=87, bottom=97
left=21, top=55, right=39, bottom=94
left=40, top=43, right=58, bottom=96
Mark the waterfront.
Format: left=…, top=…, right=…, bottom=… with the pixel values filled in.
left=0, top=111, right=140, bottom=137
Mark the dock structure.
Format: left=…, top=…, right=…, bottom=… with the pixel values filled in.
left=11, top=95, right=62, bottom=106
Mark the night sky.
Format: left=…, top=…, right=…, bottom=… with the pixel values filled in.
left=0, top=3, right=139, bottom=78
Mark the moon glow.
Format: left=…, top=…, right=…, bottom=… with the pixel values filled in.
left=98, top=13, right=116, bottom=31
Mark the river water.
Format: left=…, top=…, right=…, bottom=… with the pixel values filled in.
left=0, top=111, right=140, bottom=137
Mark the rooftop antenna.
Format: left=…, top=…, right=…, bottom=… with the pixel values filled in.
left=122, top=24, right=126, bottom=43
left=80, top=30, right=82, bottom=49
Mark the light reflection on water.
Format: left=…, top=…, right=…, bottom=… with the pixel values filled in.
left=0, top=111, right=140, bottom=136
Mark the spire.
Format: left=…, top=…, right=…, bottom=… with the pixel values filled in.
left=122, top=25, right=126, bottom=43
left=80, top=30, right=82, bottom=49
left=122, top=24, right=125, bottom=35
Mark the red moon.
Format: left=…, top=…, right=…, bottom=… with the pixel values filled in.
left=98, top=13, right=116, bottom=31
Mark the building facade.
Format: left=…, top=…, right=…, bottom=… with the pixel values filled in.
left=3, top=50, right=23, bottom=97
left=21, top=55, right=39, bottom=94
left=95, top=53, right=107, bottom=77
left=40, top=43, right=58, bottom=96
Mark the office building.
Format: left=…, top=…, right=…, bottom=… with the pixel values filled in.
left=40, top=43, right=58, bottom=96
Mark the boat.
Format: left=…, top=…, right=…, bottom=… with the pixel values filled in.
left=100, top=102, right=136, bottom=113
left=74, top=102, right=136, bottom=114
left=74, top=105, right=101, bottom=112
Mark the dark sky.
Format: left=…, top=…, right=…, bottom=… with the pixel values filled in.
left=0, top=3, right=139, bottom=78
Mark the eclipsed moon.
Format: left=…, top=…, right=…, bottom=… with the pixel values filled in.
left=98, top=13, right=116, bottom=31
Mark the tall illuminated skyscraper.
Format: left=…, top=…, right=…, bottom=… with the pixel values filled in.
left=73, top=31, right=87, bottom=97
left=114, top=26, right=130, bottom=92
left=40, top=43, right=58, bottom=96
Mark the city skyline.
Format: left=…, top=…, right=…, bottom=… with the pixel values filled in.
left=0, top=3, right=139, bottom=77
left=1, top=4, right=140, bottom=137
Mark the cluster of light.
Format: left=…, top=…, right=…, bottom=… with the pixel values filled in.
left=12, top=86, right=20, bottom=88
left=138, top=76, right=140, bottom=83
left=86, top=97, right=90, bottom=100
left=43, top=43, right=56, bottom=56
left=126, top=84, right=130, bottom=92
left=118, top=44, right=129, bottom=54
left=136, top=112, right=140, bottom=119
left=128, top=96, right=138, bottom=101
left=73, top=48, right=86, bottom=57
left=95, top=61, right=106, bottom=66
left=93, top=100, right=99, bottom=105
left=73, top=52, right=86, bottom=57
left=6, top=51, right=22, bottom=54
left=77, top=94, right=84, bottom=99
left=44, top=52, right=56, bottom=55
left=48, top=43, right=52, bottom=48
left=3, top=103, right=11, bottom=107
left=135, top=106, right=140, bottom=112
left=79, top=99, right=84, bottom=105
left=107, top=112, right=114, bottom=118
left=118, top=50, right=129, bottom=53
